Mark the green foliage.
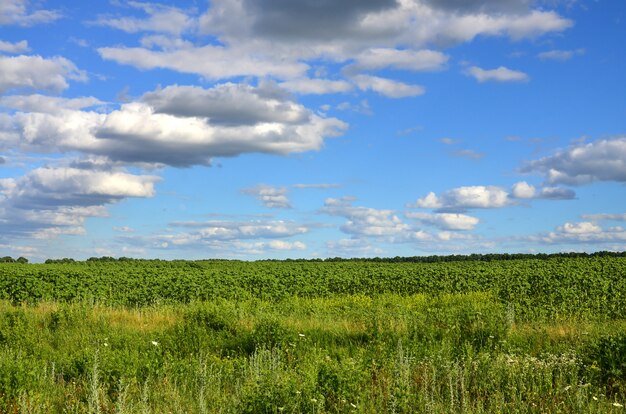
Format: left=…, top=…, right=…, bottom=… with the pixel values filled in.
left=584, top=332, right=626, bottom=395
left=0, top=256, right=625, bottom=320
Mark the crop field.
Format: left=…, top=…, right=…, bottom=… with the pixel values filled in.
left=1, top=255, right=626, bottom=413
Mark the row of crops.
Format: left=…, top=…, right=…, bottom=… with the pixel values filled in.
left=1, top=256, right=625, bottom=320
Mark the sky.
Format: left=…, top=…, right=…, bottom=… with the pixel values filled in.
left=0, top=0, right=625, bottom=261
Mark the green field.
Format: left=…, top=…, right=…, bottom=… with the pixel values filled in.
left=1, top=255, right=626, bottom=412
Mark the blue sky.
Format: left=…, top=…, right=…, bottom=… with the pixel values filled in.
left=0, top=0, right=625, bottom=261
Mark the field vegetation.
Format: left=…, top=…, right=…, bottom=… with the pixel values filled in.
left=1, top=254, right=625, bottom=412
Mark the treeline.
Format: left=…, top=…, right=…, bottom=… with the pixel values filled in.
left=41, top=250, right=626, bottom=264
left=0, top=256, right=28, bottom=264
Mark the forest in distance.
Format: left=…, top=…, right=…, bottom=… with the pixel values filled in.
left=1, top=253, right=626, bottom=412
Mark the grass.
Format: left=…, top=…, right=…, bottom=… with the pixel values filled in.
left=1, top=293, right=626, bottom=412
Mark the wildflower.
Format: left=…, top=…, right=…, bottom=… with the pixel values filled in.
left=563, top=385, right=572, bottom=391
left=350, top=403, right=357, bottom=408
left=613, top=402, right=623, bottom=407
left=311, top=398, right=317, bottom=403
left=298, top=333, right=305, bottom=337
left=592, top=396, right=598, bottom=401
left=103, top=343, right=108, bottom=347
left=151, top=340, right=159, bottom=346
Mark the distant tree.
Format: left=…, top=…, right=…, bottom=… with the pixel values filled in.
left=16, top=257, right=28, bottom=264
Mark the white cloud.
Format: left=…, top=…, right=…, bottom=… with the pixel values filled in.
left=466, top=66, right=529, bottom=83
left=321, top=198, right=411, bottom=238
left=0, top=0, right=61, bottom=26
left=92, top=2, right=196, bottom=35
left=171, top=219, right=308, bottom=240
left=511, top=181, right=575, bottom=200
left=98, top=0, right=570, bottom=89
left=0, top=163, right=159, bottom=240
left=411, top=186, right=510, bottom=210
left=405, top=212, right=479, bottom=230
left=279, top=78, right=354, bottom=95
left=451, top=149, right=484, bottom=160
left=537, top=48, right=585, bottom=61
left=4, top=83, right=347, bottom=167
left=326, top=238, right=384, bottom=257
left=0, top=39, right=29, bottom=53
left=439, top=137, right=461, bottom=145
left=0, top=94, right=103, bottom=113
left=580, top=213, right=626, bottom=222
left=558, top=222, right=602, bottom=234
left=348, top=48, right=448, bottom=72
left=511, top=181, right=536, bottom=199
left=529, top=221, right=626, bottom=245
left=242, top=185, right=291, bottom=209
left=352, top=74, right=424, bottom=98
left=522, top=137, right=626, bottom=185
left=98, top=44, right=309, bottom=81
left=0, top=55, right=86, bottom=93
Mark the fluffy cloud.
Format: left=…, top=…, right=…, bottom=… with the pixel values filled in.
left=98, top=44, right=309, bottom=81
left=522, top=137, right=626, bottom=185
left=529, top=221, right=626, bottom=245
left=321, top=197, right=411, bottom=237
left=0, top=0, right=61, bottom=26
left=466, top=66, right=529, bottom=83
left=0, top=94, right=103, bottom=113
left=0, top=163, right=159, bottom=239
left=352, top=74, right=425, bottom=98
left=405, top=212, right=479, bottom=230
left=242, top=185, right=291, bottom=209
left=3, top=83, right=347, bottom=167
left=347, top=48, right=449, bottom=73
left=92, top=2, right=196, bottom=35
left=279, top=78, right=354, bottom=95
left=0, top=55, right=86, bottom=93
left=171, top=219, right=308, bottom=240
left=511, top=181, right=575, bottom=200
left=98, top=0, right=570, bottom=90
left=0, top=39, right=29, bottom=53
left=411, top=186, right=510, bottom=210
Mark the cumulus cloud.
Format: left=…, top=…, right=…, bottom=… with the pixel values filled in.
left=346, top=48, right=449, bottom=73
left=242, top=185, right=291, bottom=209
left=405, top=212, right=479, bottom=230
left=352, top=74, right=425, bottom=98
left=98, top=44, right=309, bottom=81
left=321, top=197, right=411, bottom=238
left=528, top=221, right=626, bottom=245
left=511, top=181, right=535, bottom=199
left=92, top=2, right=196, bottom=35
left=0, top=39, right=29, bottom=53
left=3, top=83, right=347, bottom=167
left=326, top=238, right=384, bottom=257
left=0, top=94, right=103, bottom=113
left=279, top=78, right=354, bottom=95
left=0, top=55, right=86, bottom=93
left=0, top=163, right=159, bottom=239
left=522, top=137, right=626, bottom=185
left=171, top=219, right=308, bottom=240
left=411, top=186, right=510, bottom=210
left=466, top=66, right=529, bottom=83
left=0, top=0, right=61, bottom=26
left=98, top=0, right=570, bottom=90
left=511, top=181, right=575, bottom=200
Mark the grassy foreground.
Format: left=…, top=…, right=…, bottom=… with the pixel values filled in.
left=2, top=293, right=626, bottom=413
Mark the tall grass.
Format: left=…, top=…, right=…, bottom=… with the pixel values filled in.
left=1, top=293, right=625, bottom=412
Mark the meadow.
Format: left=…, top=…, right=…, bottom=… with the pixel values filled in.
left=1, top=254, right=625, bottom=413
